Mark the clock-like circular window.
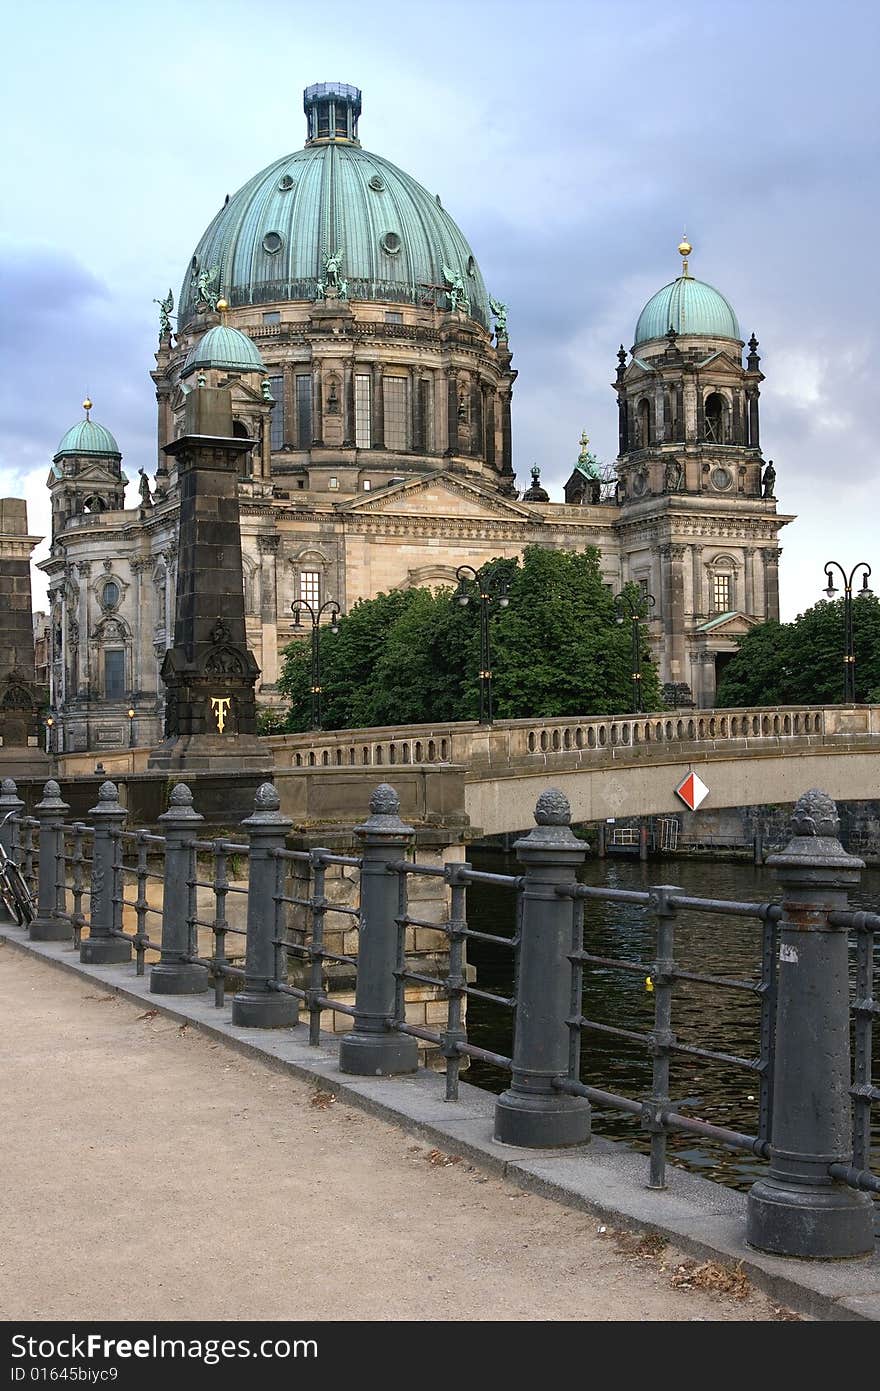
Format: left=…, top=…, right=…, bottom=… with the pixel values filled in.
left=380, top=231, right=401, bottom=255
left=262, top=231, right=284, bottom=254
left=711, top=466, right=733, bottom=490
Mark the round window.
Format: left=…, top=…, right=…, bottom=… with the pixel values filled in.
left=711, top=467, right=733, bottom=490
left=277, top=174, right=295, bottom=191
left=369, top=174, right=385, bottom=191
left=262, top=231, right=284, bottom=254
left=631, top=472, right=647, bottom=497
left=102, top=581, right=120, bottom=608
left=380, top=231, right=401, bottom=255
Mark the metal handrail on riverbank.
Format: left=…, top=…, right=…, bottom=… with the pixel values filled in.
left=0, top=771, right=876, bottom=1262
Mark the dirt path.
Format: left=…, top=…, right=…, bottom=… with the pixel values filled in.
left=0, top=945, right=797, bottom=1322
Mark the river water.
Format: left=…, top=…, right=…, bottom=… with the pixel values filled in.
left=464, top=850, right=880, bottom=1194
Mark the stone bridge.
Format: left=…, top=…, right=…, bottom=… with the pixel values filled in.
left=261, top=704, right=880, bottom=838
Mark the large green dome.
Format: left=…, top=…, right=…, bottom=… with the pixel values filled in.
left=179, top=84, right=491, bottom=330
left=634, top=273, right=740, bottom=347
left=55, top=416, right=121, bottom=459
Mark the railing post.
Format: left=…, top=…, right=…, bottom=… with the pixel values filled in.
left=338, top=784, right=419, bottom=1076
left=0, top=779, right=25, bottom=923
left=747, top=789, right=874, bottom=1257
left=495, top=788, right=591, bottom=1146
left=30, top=779, right=72, bottom=941
left=151, top=784, right=209, bottom=995
left=80, top=781, right=131, bottom=965
left=231, top=782, right=298, bottom=1028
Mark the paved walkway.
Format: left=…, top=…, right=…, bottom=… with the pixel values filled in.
left=0, top=944, right=792, bottom=1322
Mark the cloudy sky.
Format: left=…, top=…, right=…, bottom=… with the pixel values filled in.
left=2, top=0, right=878, bottom=619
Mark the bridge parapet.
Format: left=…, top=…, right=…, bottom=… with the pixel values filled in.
left=266, top=704, right=880, bottom=775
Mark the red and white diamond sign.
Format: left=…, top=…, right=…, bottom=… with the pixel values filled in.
left=675, top=771, right=710, bottom=811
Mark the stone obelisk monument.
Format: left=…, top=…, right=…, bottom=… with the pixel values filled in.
left=148, top=384, right=269, bottom=772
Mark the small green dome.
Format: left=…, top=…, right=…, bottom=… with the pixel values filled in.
left=182, top=324, right=265, bottom=377
left=179, top=84, right=492, bottom=331
left=634, top=275, right=740, bottom=347
left=55, top=418, right=121, bottom=459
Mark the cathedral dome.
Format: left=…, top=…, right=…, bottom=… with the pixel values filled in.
left=178, top=83, right=491, bottom=331
left=634, top=245, right=740, bottom=347
left=182, top=324, right=265, bottom=377
left=55, top=412, right=120, bottom=459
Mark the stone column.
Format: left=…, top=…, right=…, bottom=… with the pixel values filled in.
left=371, top=361, right=384, bottom=449
left=258, top=535, right=280, bottom=687
left=434, top=369, right=448, bottom=454
left=76, top=562, right=91, bottom=696
left=682, top=374, right=698, bottom=442
left=690, top=543, right=704, bottom=618
left=312, top=358, right=323, bottom=445
left=748, top=389, right=761, bottom=449
left=743, top=546, right=756, bottom=615
left=342, top=360, right=354, bottom=446
left=446, top=373, right=460, bottom=456
left=659, top=544, right=687, bottom=685
left=763, top=548, right=781, bottom=622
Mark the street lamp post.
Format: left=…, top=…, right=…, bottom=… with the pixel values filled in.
left=823, top=561, right=872, bottom=703
left=614, top=590, right=656, bottom=713
left=127, top=706, right=136, bottom=747
left=454, top=565, right=510, bottom=725
left=44, top=715, right=54, bottom=755
left=292, top=598, right=341, bottom=731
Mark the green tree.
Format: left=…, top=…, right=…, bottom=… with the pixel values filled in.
left=716, top=594, right=880, bottom=706
left=276, top=545, right=661, bottom=730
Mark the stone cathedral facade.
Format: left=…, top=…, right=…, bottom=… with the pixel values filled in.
left=40, top=83, right=791, bottom=753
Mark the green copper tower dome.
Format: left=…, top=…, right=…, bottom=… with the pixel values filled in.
left=182, top=324, right=265, bottom=377
left=54, top=401, right=121, bottom=459
left=179, top=83, right=491, bottom=330
left=634, top=241, right=740, bottom=348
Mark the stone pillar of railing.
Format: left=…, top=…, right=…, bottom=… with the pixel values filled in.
left=151, top=784, right=209, bottom=995
left=747, top=789, right=874, bottom=1258
left=30, top=779, right=72, bottom=941
left=0, top=779, right=25, bottom=923
left=495, top=789, right=591, bottom=1147
left=80, top=781, right=131, bottom=965
left=231, top=783, right=298, bottom=1028
left=338, top=784, right=419, bottom=1076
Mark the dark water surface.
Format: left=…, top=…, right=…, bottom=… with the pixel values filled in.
left=464, top=850, right=880, bottom=1193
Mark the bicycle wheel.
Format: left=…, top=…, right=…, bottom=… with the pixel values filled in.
left=4, top=864, right=35, bottom=925
left=0, top=875, right=25, bottom=927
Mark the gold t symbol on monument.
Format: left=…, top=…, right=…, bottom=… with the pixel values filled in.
left=210, top=696, right=232, bottom=733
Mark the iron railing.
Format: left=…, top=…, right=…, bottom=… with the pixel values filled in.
left=1, top=773, right=876, bottom=1262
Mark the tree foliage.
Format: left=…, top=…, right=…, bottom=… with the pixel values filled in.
left=715, top=595, right=880, bottom=707
left=277, top=546, right=661, bottom=731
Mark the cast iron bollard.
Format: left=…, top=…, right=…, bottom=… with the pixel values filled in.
left=150, top=784, right=209, bottom=995
left=231, top=783, right=298, bottom=1028
left=80, top=781, right=131, bottom=965
left=30, top=780, right=72, bottom=941
left=338, top=784, right=419, bottom=1076
left=747, top=789, right=874, bottom=1258
left=495, top=788, right=591, bottom=1147
left=0, top=779, right=25, bottom=923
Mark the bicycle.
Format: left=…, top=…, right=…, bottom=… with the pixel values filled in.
left=0, top=809, right=36, bottom=927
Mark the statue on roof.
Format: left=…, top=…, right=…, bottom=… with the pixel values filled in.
left=138, top=469, right=153, bottom=508
left=489, top=295, right=508, bottom=338
left=153, top=289, right=174, bottom=338
left=193, top=263, right=220, bottom=312
left=761, top=460, right=776, bottom=498
left=576, top=430, right=602, bottom=481
left=442, top=264, right=470, bottom=315
left=665, top=457, right=684, bottom=492
left=323, top=248, right=345, bottom=295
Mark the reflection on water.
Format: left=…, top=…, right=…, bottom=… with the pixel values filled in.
left=465, top=852, right=880, bottom=1194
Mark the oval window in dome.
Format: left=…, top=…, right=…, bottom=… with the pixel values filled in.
left=368, top=174, right=385, bottom=191
left=466, top=255, right=476, bottom=277
left=262, top=231, right=284, bottom=254
left=380, top=232, right=401, bottom=255
left=277, top=174, right=295, bottom=191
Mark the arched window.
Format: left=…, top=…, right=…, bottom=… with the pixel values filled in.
left=705, top=392, right=727, bottom=444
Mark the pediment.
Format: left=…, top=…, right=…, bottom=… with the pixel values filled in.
left=341, top=472, right=536, bottom=521
left=695, top=610, right=759, bottom=639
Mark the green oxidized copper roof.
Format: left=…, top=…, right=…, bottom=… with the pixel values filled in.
left=179, top=128, right=491, bottom=330
left=634, top=275, right=740, bottom=347
left=182, top=324, right=265, bottom=377
left=55, top=418, right=121, bottom=458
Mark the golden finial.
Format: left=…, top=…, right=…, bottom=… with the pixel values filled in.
left=216, top=298, right=229, bottom=324
left=82, top=397, right=92, bottom=419
left=678, top=234, right=692, bottom=278
left=578, top=429, right=590, bottom=460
